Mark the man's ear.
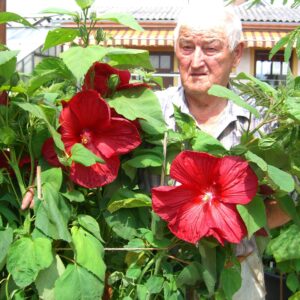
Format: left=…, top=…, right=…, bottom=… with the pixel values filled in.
left=232, top=42, right=244, bottom=68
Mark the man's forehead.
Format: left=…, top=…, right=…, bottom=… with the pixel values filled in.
left=178, top=27, right=226, bottom=41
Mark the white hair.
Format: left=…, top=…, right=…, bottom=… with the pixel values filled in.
left=174, top=1, right=243, bottom=51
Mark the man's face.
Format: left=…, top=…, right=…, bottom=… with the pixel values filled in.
left=175, top=26, right=243, bottom=98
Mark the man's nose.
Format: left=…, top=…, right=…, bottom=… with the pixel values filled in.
left=191, top=47, right=205, bottom=68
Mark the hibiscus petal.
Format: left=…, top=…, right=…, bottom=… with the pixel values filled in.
left=170, top=151, right=219, bottom=190
left=208, top=201, right=247, bottom=244
left=68, top=90, right=111, bottom=129
left=152, top=185, right=199, bottom=222
left=93, top=117, right=141, bottom=158
left=168, top=200, right=212, bottom=244
left=69, top=156, right=120, bottom=188
left=218, top=156, right=258, bottom=205
left=42, top=138, right=61, bottom=167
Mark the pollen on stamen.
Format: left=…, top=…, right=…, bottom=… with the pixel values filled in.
left=202, top=192, right=213, bottom=202
left=81, top=135, right=89, bottom=145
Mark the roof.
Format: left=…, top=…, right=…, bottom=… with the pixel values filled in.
left=77, top=4, right=300, bottom=24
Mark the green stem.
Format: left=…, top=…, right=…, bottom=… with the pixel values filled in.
left=9, top=148, right=26, bottom=196
left=137, top=257, right=155, bottom=285
left=5, top=274, right=11, bottom=300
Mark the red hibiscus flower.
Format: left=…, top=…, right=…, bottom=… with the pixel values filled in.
left=0, top=91, right=8, bottom=105
left=59, top=90, right=141, bottom=188
left=42, top=138, right=62, bottom=167
left=83, top=62, right=148, bottom=97
left=152, top=151, right=258, bottom=245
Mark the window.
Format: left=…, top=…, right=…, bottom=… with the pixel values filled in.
left=150, top=53, right=174, bottom=88
left=254, top=50, right=292, bottom=87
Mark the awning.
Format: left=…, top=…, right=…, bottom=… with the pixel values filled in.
left=101, top=29, right=289, bottom=49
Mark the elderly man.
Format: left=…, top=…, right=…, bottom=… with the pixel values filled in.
left=155, top=1, right=290, bottom=299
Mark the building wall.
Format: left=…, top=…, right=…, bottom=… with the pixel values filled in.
left=235, top=48, right=252, bottom=75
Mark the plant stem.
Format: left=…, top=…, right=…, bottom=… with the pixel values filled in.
left=5, top=274, right=11, bottom=300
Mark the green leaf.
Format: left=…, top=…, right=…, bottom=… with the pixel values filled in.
left=176, top=262, right=203, bottom=288
left=286, top=97, right=300, bottom=121
left=7, top=237, right=53, bottom=288
left=136, top=284, right=151, bottom=300
left=237, top=196, right=267, bottom=238
left=71, top=226, right=105, bottom=281
left=108, top=188, right=151, bottom=213
left=97, top=12, right=143, bottom=31
left=289, top=291, right=300, bottom=300
left=71, top=143, right=104, bottom=166
left=62, top=190, right=85, bottom=203
left=0, top=126, right=16, bottom=145
left=235, top=72, right=277, bottom=96
left=41, top=167, right=62, bottom=191
left=124, top=152, right=163, bottom=169
left=208, top=84, right=260, bottom=118
left=267, top=165, right=295, bottom=193
left=286, top=272, right=299, bottom=293
left=198, top=243, right=217, bottom=296
left=145, top=276, right=164, bottom=294
left=35, top=255, right=65, bottom=300
left=60, top=45, right=108, bottom=82
left=40, top=8, right=78, bottom=17
left=173, top=105, right=196, bottom=140
left=192, top=130, right=227, bottom=155
left=14, top=102, right=64, bottom=151
left=77, top=214, right=103, bottom=242
left=54, top=264, right=104, bottom=300
left=110, top=88, right=166, bottom=135
left=35, top=176, right=71, bottom=242
left=75, top=0, right=95, bottom=9
left=0, top=50, right=18, bottom=83
left=220, top=264, right=242, bottom=300
left=269, top=34, right=291, bottom=59
left=0, top=227, right=13, bottom=271
left=284, top=34, right=295, bottom=62
left=267, top=224, right=300, bottom=262
left=106, top=48, right=153, bottom=70
left=244, top=151, right=268, bottom=171
left=0, top=12, right=32, bottom=27
left=104, top=208, right=149, bottom=240
left=43, top=28, right=80, bottom=52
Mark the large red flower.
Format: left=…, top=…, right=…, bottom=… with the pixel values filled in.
left=42, top=138, right=62, bottom=167
left=82, top=62, right=148, bottom=97
left=152, top=151, right=258, bottom=245
left=59, top=90, right=141, bottom=188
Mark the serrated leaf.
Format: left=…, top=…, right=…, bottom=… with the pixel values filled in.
left=237, top=196, right=267, bottom=238
left=220, top=264, right=242, bottom=300
left=97, top=12, right=143, bottom=31
left=77, top=214, right=103, bottom=242
left=14, top=102, right=64, bottom=151
left=71, top=226, right=105, bottom=281
left=192, top=130, right=227, bottom=155
left=110, top=88, right=166, bottom=135
left=267, top=165, right=295, bottom=193
left=267, top=224, right=300, bottom=262
left=286, top=97, right=300, bottom=121
left=60, top=45, right=108, bottom=82
left=7, top=237, right=53, bottom=288
left=0, top=227, right=13, bottom=271
left=106, top=48, right=153, bottom=70
left=145, top=276, right=164, bottom=294
left=62, top=190, right=85, bottom=203
left=35, top=255, right=65, bottom=300
left=0, top=126, right=16, bottom=145
left=43, top=28, right=80, bottom=52
left=244, top=150, right=268, bottom=171
left=208, top=84, right=260, bottom=118
left=176, top=262, right=203, bottom=288
left=54, top=264, right=104, bottom=300
left=0, top=12, right=32, bottom=27
left=71, top=143, right=104, bottom=166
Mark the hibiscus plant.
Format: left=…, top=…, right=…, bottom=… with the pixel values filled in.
left=0, top=0, right=300, bottom=299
